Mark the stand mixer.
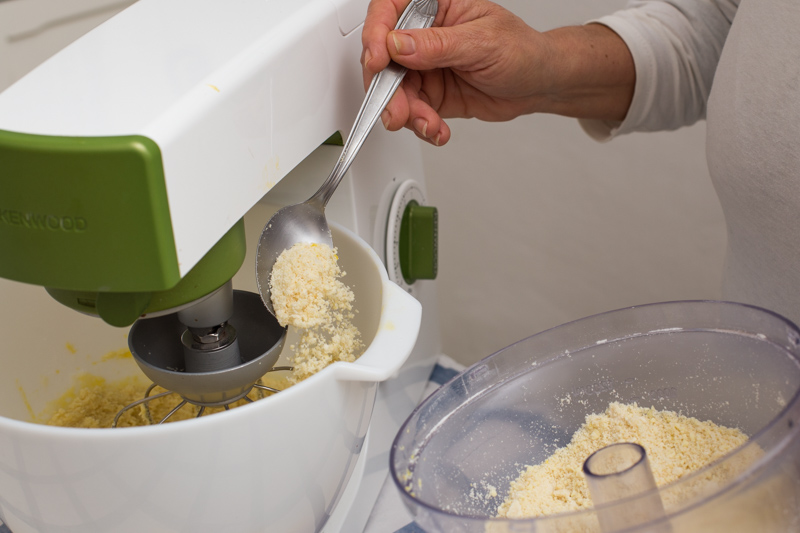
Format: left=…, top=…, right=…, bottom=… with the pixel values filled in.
left=0, top=0, right=441, bottom=531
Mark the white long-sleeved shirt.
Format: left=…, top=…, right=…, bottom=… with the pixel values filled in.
left=581, top=0, right=800, bottom=327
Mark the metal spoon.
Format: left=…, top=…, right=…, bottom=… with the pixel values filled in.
left=255, top=0, right=438, bottom=316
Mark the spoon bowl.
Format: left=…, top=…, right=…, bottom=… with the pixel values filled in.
left=255, top=200, right=331, bottom=316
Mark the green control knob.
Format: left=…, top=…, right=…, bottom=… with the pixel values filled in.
left=398, top=201, right=438, bottom=284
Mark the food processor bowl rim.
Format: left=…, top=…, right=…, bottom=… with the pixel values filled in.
left=0, top=222, right=403, bottom=436
left=390, top=299, right=800, bottom=525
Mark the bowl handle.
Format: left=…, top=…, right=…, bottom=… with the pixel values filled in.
left=331, top=282, right=422, bottom=382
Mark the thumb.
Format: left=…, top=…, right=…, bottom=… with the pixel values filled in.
left=387, top=26, right=475, bottom=71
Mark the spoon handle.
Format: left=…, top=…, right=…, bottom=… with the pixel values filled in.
left=310, top=0, right=438, bottom=207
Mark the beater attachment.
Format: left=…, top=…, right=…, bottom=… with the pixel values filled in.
left=112, top=367, right=292, bottom=427
left=113, top=282, right=287, bottom=427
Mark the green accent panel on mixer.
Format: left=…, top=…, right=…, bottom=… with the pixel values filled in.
left=46, top=219, right=247, bottom=327
left=95, top=290, right=154, bottom=328
left=323, top=131, right=344, bottom=146
left=399, top=201, right=438, bottom=284
left=0, top=129, right=178, bottom=292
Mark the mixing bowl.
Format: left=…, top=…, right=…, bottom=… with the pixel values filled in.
left=0, top=223, right=421, bottom=533
left=391, top=301, right=800, bottom=532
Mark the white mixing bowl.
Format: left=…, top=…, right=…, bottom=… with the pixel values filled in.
left=0, top=223, right=421, bottom=533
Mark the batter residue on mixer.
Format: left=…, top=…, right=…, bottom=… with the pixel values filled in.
left=44, top=369, right=291, bottom=428
left=497, top=402, right=755, bottom=519
left=270, top=242, right=363, bottom=382
left=40, top=366, right=290, bottom=428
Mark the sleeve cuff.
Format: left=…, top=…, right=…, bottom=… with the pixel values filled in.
left=578, top=118, right=623, bottom=142
left=577, top=14, right=658, bottom=142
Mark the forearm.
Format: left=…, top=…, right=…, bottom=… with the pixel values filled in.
left=583, top=1, right=737, bottom=137
left=359, top=0, right=638, bottom=145
left=535, top=24, right=635, bottom=122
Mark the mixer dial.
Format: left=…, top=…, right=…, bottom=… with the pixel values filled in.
left=386, top=180, right=438, bottom=293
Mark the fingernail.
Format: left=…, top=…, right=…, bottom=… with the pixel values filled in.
left=433, top=133, right=441, bottom=146
left=413, top=118, right=428, bottom=138
left=363, top=48, right=372, bottom=69
left=381, top=111, right=390, bottom=129
left=391, top=32, right=416, bottom=55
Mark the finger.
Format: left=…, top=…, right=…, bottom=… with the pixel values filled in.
left=362, top=56, right=374, bottom=93
left=387, top=23, right=488, bottom=73
left=413, top=126, right=450, bottom=147
left=407, top=93, right=451, bottom=146
left=380, top=84, right=412, bottom=132
left=411, top=117, right=451, bottom=146
left=397, top=72, right=450, bottom=145
left=380, top=78, right=451, bottom=145
left=362, top=0, right=412, bottom=75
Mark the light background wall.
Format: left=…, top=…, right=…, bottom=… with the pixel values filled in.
left=0, top=0, right=728, bottom=367
left=0, top=0, right=135, bottom=89
left=422, top=0, right=727, bottom=365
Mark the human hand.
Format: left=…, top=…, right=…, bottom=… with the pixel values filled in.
left=361, top=0, right=552, bottom=146
left=361, top=0, right=635, bottom=146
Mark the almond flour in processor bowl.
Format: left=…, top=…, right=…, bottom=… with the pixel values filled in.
left=391, top=301, right=800, bottom=532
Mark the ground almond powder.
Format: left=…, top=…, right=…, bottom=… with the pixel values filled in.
left=497, top=402, right=751, bottom=519
left=270, top=242, right=363, bottom=382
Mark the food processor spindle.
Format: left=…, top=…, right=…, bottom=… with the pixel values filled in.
left=583, top=442, right=671, bottom=532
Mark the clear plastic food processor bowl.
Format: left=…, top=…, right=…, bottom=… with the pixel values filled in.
left=391, top=301, right=800, bottom=532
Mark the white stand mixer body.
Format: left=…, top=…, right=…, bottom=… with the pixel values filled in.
left=0, top=0, right=442, bottom=531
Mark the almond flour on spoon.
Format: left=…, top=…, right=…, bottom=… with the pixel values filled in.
left=269, top=242, right=363, bottom=382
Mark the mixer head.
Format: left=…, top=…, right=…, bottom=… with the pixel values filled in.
left=114, top=282, right=288, bottom=426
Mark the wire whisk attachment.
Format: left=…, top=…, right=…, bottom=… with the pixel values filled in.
left=112, top=366, right=293, bottom=428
